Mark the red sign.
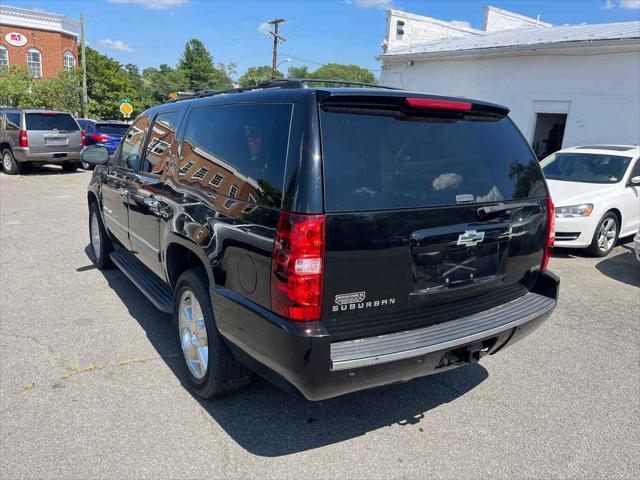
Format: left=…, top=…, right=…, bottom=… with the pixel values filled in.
left=5, top=32, right=28, bottom=47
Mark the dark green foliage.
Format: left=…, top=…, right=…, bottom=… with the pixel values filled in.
left=3, top=36, right=378, bottom=119
left=238, top=66, right=282, bottom=87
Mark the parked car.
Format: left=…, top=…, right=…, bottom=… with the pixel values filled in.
left=77, top=119, right=129, bottom=169
left=541, top=145, right=640, bottom=257
left=0, top=109, right=84, bottom=174
left=81, top=79, right=559, bottom=401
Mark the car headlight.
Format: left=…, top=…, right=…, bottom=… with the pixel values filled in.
left=555, top=203, right=593, bottom=218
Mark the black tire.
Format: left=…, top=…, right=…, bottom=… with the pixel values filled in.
left=173, top=268, right=251, bottom=399
left=2, top=149, right=21, bottom=175
left=62, top=162, right=79, bottom=173
left=587, top=212, right=619, bottom=257
left=89, top=202, right=114, bottom=269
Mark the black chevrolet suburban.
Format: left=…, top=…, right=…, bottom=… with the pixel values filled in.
left=82, top=79, right=559, bottom=401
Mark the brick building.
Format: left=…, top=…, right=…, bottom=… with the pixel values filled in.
left=132, top=115, right=262, bottom=217
left=0, top=4, right=79, bottom=78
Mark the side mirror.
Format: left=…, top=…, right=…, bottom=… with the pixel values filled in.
left=629, top=175, right=640, bottom=186
left=81, top=145, right=110, bottom=165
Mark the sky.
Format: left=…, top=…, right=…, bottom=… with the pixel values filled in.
left=6, top=0, right=640, bottom=78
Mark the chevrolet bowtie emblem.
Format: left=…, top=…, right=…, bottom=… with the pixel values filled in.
left=457, top=230, right=485, bottom=247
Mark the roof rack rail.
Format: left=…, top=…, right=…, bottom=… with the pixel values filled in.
left=166, top=77, right=397, bottom=102
left=264, top=78, right=399, bottom=90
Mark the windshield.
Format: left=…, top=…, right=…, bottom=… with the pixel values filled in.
left=320, top=110, right=546, bottom=212
left=26, top=113, right=79, bottom=131
left=541, top=153, right=632, bottom=184
left=96, top=123, right=129, bottom=135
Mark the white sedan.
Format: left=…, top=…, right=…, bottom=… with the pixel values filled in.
left=540, top=145, right=640, bottom=257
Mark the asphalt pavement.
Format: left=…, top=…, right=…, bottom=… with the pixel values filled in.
left=1, top=167, right=638, bottom=479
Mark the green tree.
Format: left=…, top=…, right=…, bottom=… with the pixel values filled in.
left=238, top=65, right=282, bottom=87
left=0, top=66, right=32, bottom=108
left=218, top=62, right=237, bottom=82
left=80, top=46, right=137, bottom=119
left=142, top=64, right=188, bottom=104
left=287, top=65, right=310, bottom=79
left=0, top=66, right=80, bottom=112
left=178, top=39, right=232, bottom=91
left=31, top=69, right=81, bottom=112
left=125, top=63, right=144, bottom=95
left=312, top=63, right=377, bottom=85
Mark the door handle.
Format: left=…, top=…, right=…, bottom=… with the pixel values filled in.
left=144, top=197, right=160, bottom=208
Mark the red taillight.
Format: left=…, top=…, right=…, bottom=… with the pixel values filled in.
left=406, top=97, right=472, bottom=111
left=541, top=196, right=555, bottom=272
left=89, top=133, right=110, bottom=142
left=19, top=130, right=28, bottom=147
left=81, top=130, right=86, bottom=146
left=271, top=212, right=325, bottom=321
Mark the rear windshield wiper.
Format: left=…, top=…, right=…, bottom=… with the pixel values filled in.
left=477, top=201, right=540, bottom=219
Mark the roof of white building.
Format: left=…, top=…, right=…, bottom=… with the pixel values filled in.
left=0, top=4, right=80, bottom=37
left=381, top=21, right=640, bottom=58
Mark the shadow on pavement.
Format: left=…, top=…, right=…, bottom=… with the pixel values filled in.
left=82, top=245, right=489, bottom=457
left=552, top=236, right=635, bottom=259
left=10, top=164, right=85, bottom=176
left=595, top=250, right=640, bottom=287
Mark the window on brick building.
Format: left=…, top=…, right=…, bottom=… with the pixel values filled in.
left=0, top=46, right=8, bottom=70
left=63, top=51, right=75, bottom=71
left=27, top=49, right=42, bottom=77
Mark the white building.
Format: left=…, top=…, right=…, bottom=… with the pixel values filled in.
left=379, top=6, right=640, bottom=158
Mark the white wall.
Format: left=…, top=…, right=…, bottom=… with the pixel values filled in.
left=380, top=47, right=640, bottom=147
left=384, top=9, right=481, bottom=53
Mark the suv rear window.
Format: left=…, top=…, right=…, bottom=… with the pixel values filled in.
left=26, top=113, right=79, bottom=131
left=320, top=110, right=545, bottom=212
left=95, top=123, right=129, bottom=135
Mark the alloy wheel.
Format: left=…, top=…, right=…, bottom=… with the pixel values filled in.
left=178, top=289, right=209, bottom=380
left=90, top=211, right=101, bottom=260
left=3, top=152, right=13, bottom=171
left=597, top=218, right=617, bottom=252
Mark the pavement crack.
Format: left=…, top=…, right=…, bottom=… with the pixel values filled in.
left=61, top=364, right=105, bottom=380
left=6, top=352, right=181, bottom=395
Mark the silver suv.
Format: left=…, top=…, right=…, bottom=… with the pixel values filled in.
left=0, top=109, right=84, bottom=174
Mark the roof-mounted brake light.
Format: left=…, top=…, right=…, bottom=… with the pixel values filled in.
left=406, top=97, right=472, bottom=111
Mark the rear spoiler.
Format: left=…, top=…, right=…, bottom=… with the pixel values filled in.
left=319, top=94, right=509, bottom=118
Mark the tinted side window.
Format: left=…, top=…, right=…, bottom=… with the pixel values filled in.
left=630, top=160, right=640, bottom=178
left=6, top=113, right=20, bottom=131
left=141, top=111, right=179, bottom=174
left=117, top=116, right=149, bottom=170
left=178, top=103, right=292, bottom=209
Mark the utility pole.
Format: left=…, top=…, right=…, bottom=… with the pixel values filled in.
left=80, top=13, right=88, bottom=117
left=267, top=18, right=286, bottom=78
